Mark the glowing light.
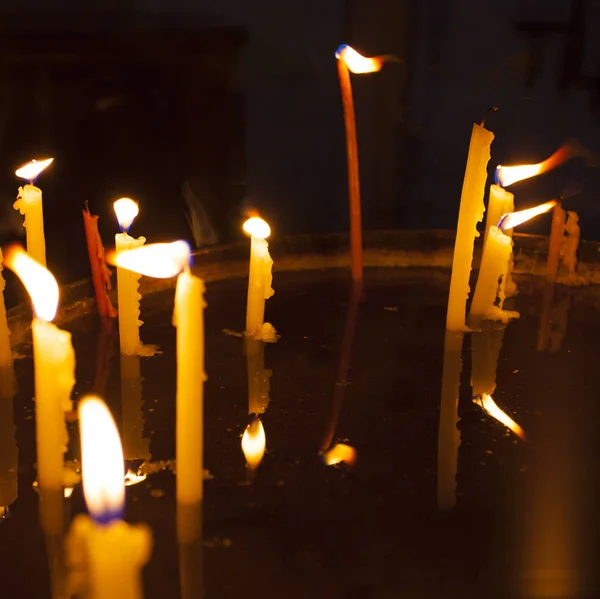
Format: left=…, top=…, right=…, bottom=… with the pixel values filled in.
left=474, top=394, right=526, bottom=440
left=498, top=200, right=557, bottom=232
left=241, top=418, right=266, bottom=470
left=15, top=158, right=53, bottom=181
left=243, top=217, right=271, bottom=240
left=322, top=443, right=357, bottom=466
left=495, top=143, right=582, bottom=188
left=109, top=241, right=191, bottom=278
left=3, top=245, right=58, bottom=321
left=335, top=45, right=383, bottom=74
left=79, top=396, right=125, bottom=523
left=124, top=470, right=147, bottom=487
left=113, top=198, right=139, bottom=232
left=64, top=487, right=74, bottom=498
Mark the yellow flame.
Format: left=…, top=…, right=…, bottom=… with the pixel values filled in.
left=110, top=240, right=190, bottom=278
left=124, top=470, right=147, bottom=487
left=241, top=419, right=266, bottom=470
left=474, top=394, right=526, bottom=440
left=113, top=198, right=139, bottom=231
left=15, top=158, right=54, bottom=180
left=243, top=216, right=271, bottom=240
left=64, top=487, right=74, bottom=498
left=496, top=144, right=579, bottom=188
left=322, top=443, right=357, bottom=466
left=336, top=45, right=383, bottom=74
left=79, top=396, right=125, bottom=520
left=499, top=200, right=557, bottom=232
left=3, top=245, right=58, bottom=321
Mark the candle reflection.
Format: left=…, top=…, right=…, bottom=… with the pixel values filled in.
left=93, top=318, right=117, bottom=397
left=177, top=501, right=203, bottom=599
left=437, top=331, right=464, bottom=510
left=120, top=354, right=151, bottom=461
left=537, top=284, right=572, bottom=353
left=245, top=336, right=271, bottom=416
left=0, top=361, right=17, bottom=516
left=241, top=417, right=266, bottom=474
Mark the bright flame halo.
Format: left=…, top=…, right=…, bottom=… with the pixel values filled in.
left=336, top=44, right=383, bottom=74
left=79, top=396, right=125, bottom=523
left=243, top=216, right=271, bottom=240
left=112, top=241, right=191, bottom=278
left=241, top=418, right=266, bottom=470
left=498, top=200, right=557, bottom=232
left=15, top=158, right=54, bottom=181
left=474, top=394, right=526, bottom=440
left=3, top=245, right=58, bottom=321
left=114, top=198, right=139, bottom=232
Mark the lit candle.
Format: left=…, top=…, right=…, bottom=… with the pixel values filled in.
left=437, top=331, right=463, bottom=510
left=4, top=245, right=74, bottom=491
left=470, top=201, right=556, bottom=325
left=335, top=45, right=385, bottom=283
left=243, top=216, right=275, bottom=339
left=0, top=250, right=13, bottom=373
left=245, top=337, right=271, bottom=416
left=111, top=241, right=205, bottom=505
left=446, top=124, right=494, bottom=332
left=120, top=355, right=150, bottom=461
left=113, top=198, right=147, bottom=356
left=241, top=417, right=266, bottom=473
left=66, top=396, right=152, bottom=599
left=13, top=158, right=53, bottom=267
left=83, top=205, right=117, bottom=318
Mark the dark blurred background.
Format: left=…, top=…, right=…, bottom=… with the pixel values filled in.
left=0, top=0, right=599, bottom=289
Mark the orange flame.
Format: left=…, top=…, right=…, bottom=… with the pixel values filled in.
left=336, top=45, right=383, bottom=74
left=474, top=394, right=526, bottom=440
left=124, top=469, right=147, bottom=487
left=243, top=216, right=271, bottom=240
left=496, top=142, right=583, bottom=188
left=109, top=241, right=191, bottom=278
left=15, top=158, right=54, bottom=181
left=499, top=200, right=557, bottom=232
left=3, top=244, right=58, bottom=321
left=322, top=443, right=357, bottom=466
left=241, top=418, right=266, bottom=470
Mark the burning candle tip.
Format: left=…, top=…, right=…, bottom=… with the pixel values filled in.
left=15, top=157, right=54, bottom=182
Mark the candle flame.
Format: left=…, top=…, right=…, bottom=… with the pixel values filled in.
left=335, top=44, right=383, bottom=74
left=79, top=396, right=125, bottom=523
left=241, top=418, right=266, bottom=470
left=243, top=216, right=271, bottom=240
left=64, top=487, right=75, bottom=498
left=498, top=200, right=557, bottom=232
left=113, top=198, right=139, bottom=232
left=15, top=158, right=54, bottom=181
left=322, top=443, right=357, bottom=466
left=495, top=142, right=584, bottom=188
left=3, top=244, right=58, bottom=321
left=109, top=240, right=191, bottom=278
left=124, top=469, right=147, bottom=487
left=474, top=393, right=526, bottom=440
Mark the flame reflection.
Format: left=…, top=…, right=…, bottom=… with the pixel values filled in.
left=322, top=443, right=357, bottom=466
left=241, top=418, right=266, bottom=470
left=473, top=393, right=526, bottom=440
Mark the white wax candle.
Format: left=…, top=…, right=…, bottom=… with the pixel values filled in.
left=246, top=236, right=274, bottom=335
left=174, top=269, right=206, bottom=505
left=115, top=232, right=145, bottom=355
left=32, top=319, right=75, bottom=489
left=469, top=226, right=519, bottom=325
left=446, top=124, right=494, bottom=331
left=14, top=184, right=46, bottom=266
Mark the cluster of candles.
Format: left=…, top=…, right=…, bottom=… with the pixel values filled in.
left=0, top=46, right=591, bottom=597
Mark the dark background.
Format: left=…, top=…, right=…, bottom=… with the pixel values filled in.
left=0, top=0, right=599, bottom=289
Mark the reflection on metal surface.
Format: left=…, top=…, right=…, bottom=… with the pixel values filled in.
left=473, top=394, right=526, bottom=441
left=177, top=501, right=203, bottom=599
left=322, top=443, right=357, bottom=467
left=471, top=325, right=505, bottom=398
left=241, top=417, right=266, bottom=471
left=245, top=336, right=271, bottom=416
left=124, top=469, right=147, bottom=487
left=537, top=284, right=572, bottom=353
left=121, top=354, right=151, bottom=461
left=437, top=331, right=464, bottom=510
left=0, top=363, right=17, bottom=512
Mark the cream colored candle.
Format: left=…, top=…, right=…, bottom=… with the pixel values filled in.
left=4, top=246, right=74, bottom=491
left=485, top=184, right=516, bottom=297
left=114, top=199, right=146, bottom=355
left=437, top=331, right=463, bottom=510
left=245, top=336, right=271, bottom=416
left=13, top=158, right=53, bottom=267
left=243, top=217, right=275, bottom=338
left=0, top=250, right=12, bottom=372
left=446, top=124, right=494, bottom=331
left=0, top=362, right=17, bottom=513
left=120, top=355, right=150, bottom=461
left=66, top=396, right=151, bottom=599
left=112, top=241, right=204, bottom=505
